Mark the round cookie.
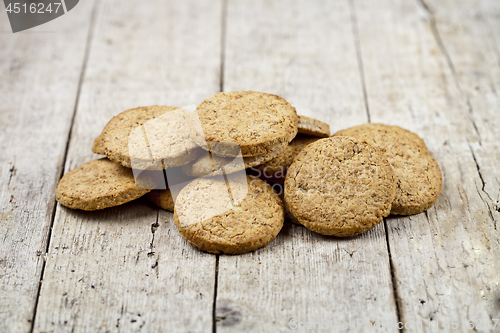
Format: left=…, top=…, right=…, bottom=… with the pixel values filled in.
left=56, top=158, right=151, bottom=211
left=335, top=124, right=442, bottom=215
left=147, top=189, right=175, bottom=212
left=182, top=141, right=287, bottom=177
left=174, top=175, right=284, bottom=254
left=192, top=91, right=298, bottom=157
left=93, top=106, right=201, bottom=170
left=297, top=115, right=330, bottom=137
left=253, top=135, right=320, bottom=184
left=335, top=123, right=427, bottom=149
left=284, top=137, right=396, bottom=237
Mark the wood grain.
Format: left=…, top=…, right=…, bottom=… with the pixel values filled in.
left=0, top=2, right=95, bottom=332
left=32, top=0, right=223, bottom=332
left=354, top=0, right=500, bottom=330
left=422, top=0, right=500, bottom=228
left=216, top=0, right=399, bottom=331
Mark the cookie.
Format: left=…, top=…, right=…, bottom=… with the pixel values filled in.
left=335, top=123, right=427, bottom=149
left=192, top=91, right=298, bottom=157
left=252, top=135, right=320, bottom=184
left=147, top=189, right=175, bottom=212
left=92, top=134, right=106, bottom=155
left=297, top=115, right=330, bottom=137
left=174, top=175, right=284, bottom=254
left=56, top=158, right=151, bottom=211
left=92, top=105, right=175, bottom=158
left=93, top=106, right=201, bottom=170
left=284, top=137, right=396, bottom=237
left=181, top=141, right=287, bottom=177
left=335, top=124, right=442, bottom=215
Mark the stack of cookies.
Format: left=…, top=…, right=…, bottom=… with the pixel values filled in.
left=56, top=91, right=442, bottom=255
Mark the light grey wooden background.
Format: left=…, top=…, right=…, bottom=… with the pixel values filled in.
left=1, top=0, right=499, bottom=332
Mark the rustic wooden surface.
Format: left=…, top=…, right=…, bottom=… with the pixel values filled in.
left=0, top=0, right=499, bottom=332
left=0, top=2, right=95, bottom=332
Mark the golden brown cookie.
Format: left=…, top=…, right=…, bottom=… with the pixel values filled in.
left=297, top=115, right=330, bottom=137
left=335, top=123, right=427, bottom=149
left=335, top=124, right=442, bottom=215
left=284, top=137, right=396, bottom=237
left=147, top=189, right=175, bottom=212
left=174, top=175, right=284, bottom=254
left=56, top=158, right=150, bottom=211
left=92, top=134, right=106, bottom=155
left=181, top=141, right=287, bottom=177
left=192, top=91, right=298, bottom=157
left=93, top=106, right=201, bottom=170
left=253, top=135, right=320, bottom=184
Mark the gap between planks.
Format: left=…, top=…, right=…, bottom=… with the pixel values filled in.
left=28, top=0, right=101, bottom=332
left=349, top=0, right=371, bottom=123
left=350, top=0, right=402, bottom=328
left=384, top=219, right=404, bottom=331
left=212, top=0, right=228, bottom=331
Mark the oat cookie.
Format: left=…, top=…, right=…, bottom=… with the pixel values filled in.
left=335, top=124, right=442, bottom=215
left=335, top=123, right=427, bottom=149
left=254, top=135, right=320, bottom=184
left=192, top=91, right=298, bottom=157
left=93, top=106, right=201, bottom=170
left=297, top=115, right=330, bottom=137
left=285, top=137, right=396, bottom=237
left=182, top=141, right=287, bottom=177
left=56, top=158, right=151, bottom=211
left=92, top=134, right=106, bottom=155
left=147, top=189, right=175, bottom=212
left=174, top=175, right=284, bottom=254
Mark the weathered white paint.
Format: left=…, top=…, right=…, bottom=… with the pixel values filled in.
left=0, top=2, right=95, bottom=332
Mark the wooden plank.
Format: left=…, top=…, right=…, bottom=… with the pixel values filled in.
left=216, top=0, right=399, bottom=331
left=354, top=0, right=500, bottom=330
left=421, top=0, right=500, bottom=228
left=0, top=2, right=96, bottom=332
left=423, top=0, right=500, bottom=143
left=33, top=0, right=223, bottom=332
left=423, top=0, right=500, bottom=327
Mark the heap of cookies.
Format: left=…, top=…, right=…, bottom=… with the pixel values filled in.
left=56, top=91, right=442, bottom=255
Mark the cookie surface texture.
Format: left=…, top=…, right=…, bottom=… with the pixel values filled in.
left=174, top=175, right=284, bottom=254
left=284, top=137, right=396, bottom=237
left=297, top=115, right=331, bottom=137
left=254, top=135, right=320, bottom=184
left=335, top=124, right=442, bottom=215
left=192, top=91, right=298, bottom=157
left=93, top=105, right=201, bottom=170
left=147, top=189, right=175, bottom=212
left=56, top=158, right=151, bottom=211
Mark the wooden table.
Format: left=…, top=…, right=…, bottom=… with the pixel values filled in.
left=1, top=0, right=499, bottom=332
